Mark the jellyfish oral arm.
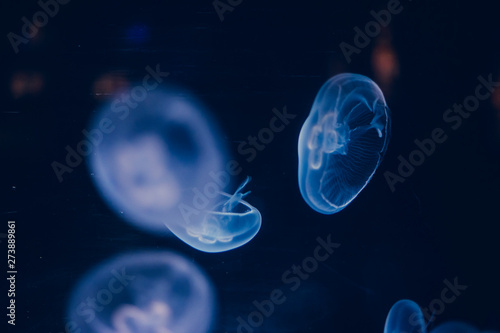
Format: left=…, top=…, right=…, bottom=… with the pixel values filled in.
left=221, top=176, right=252, bottom=212
left=177, top=176, right=262, bottom=253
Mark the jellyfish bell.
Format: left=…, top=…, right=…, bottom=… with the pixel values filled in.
left=384, top=299, right=427, bottom=333
left=298, top=73, right=391, bottom=215
left=181, top=176, right=262, bottom=253
left=88, top=86, right=228, bottom=237
left=66, top=251, right=216, bottom=333
left=88, top=85, right=262, bottom=252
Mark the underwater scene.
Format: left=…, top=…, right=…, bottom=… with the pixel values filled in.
left=1, top=0, right=500, bottom=332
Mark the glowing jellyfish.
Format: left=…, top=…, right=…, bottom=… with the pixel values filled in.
left=384, top=300, right=500, bottom=333
left=66, top=251, right=215, bottom=333
left=88, top=88, right=261, bottom=252
left=183, top=176, right=262, bottom=252
left=384, top=299, right=428, bottom=333
left=298, top=73, right=391, bottom=214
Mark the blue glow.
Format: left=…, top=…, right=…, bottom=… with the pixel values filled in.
left=384, top=299, right=427, bottom=333
left=432, top=322, right=500, bottom=333
left=184, top=176, right=262, bottom=252
left=298, top=73, right=391, bottom=214
left=384, top=300, right=500, bottom=333
left=66, top=251, right=215, bottom=333
left=125, top=24, right=151, bottom=44
left=88, top=88, right=261, bottom=252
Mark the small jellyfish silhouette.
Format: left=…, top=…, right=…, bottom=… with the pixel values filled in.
left=88, top=87, right=261, bottom=252
left=298, top=73, right=391, bottom=214
left=384, top=299, right=427, bottom=333
left=66, top=251, right=215, bottom=333
left=183, top=176, right=262, bottom=252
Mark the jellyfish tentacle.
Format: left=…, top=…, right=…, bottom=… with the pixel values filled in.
left=184, top=174, right=261, bottom=252
left=222, top=176, right=252, bottom=212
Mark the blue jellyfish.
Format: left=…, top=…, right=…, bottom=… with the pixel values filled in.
left=88, top=87, right=261, bottom=252
left=66, top=251, right=215, bottom=333
left=432, top=322, right=500, bottom=333
left=384, top=299, right=427, bottom=333
left=384, top=300, right=500, bottom=333
left=298, top=73, right=391, bottom=214
left=183, top=176, right=262, bottom=253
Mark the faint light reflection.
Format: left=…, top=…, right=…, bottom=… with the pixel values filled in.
left=92, top=72, right=129, bottom=100
left=492, top=73, right=500, bottom=138
left=10, top=71, right=44, bottom=99
left=371, top=30, right=399, bottom=96
left=492, top=74, right=500, bottom=111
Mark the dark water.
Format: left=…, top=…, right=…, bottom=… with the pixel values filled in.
left=1, top=0, right=500, bottom=332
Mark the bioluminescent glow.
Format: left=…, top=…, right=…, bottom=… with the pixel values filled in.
left=384, top=300, right=500, bottom=333
left=88, top=88, right=225, bottom=235
left=384, top=299, right=426, bottom=333
left=298, top=73, right=391, bottom=214
left=66, top=251, right=215, bottom=333
left=432, top=321, right=500, bottom=333
left=184, top=176, right=262, bottom=253
left=88, top=88, right=261, bottom=252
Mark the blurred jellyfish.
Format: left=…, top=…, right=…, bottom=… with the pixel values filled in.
left=384, top=299, right=427, bottom=333
left=88, top=87, right=261, bottom=252
left=385, top=300, right=500, bottom=333
left=384, top=299, right=426, bottom=333
left=298, top=73, right=391, bottom=214
left=66, top=251, right=215, bottom=333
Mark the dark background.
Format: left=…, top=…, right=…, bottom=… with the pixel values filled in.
left=1, top=0, right=500, bottom=332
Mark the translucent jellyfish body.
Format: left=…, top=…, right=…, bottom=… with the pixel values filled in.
left=182, top=176, right=262, bottom=253
left=88, top=88, right=261, bottom=252
left=384, top=299, right=427, bottom=333
left=298, top=73, right=391, bottom=214
left=66, top=251, right=215, bottom=333
left=384, top=300, right=500, bottom=333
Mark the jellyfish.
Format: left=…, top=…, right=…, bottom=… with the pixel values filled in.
left=384, top=299, right=500, bottom=333
left=184, top=176, right=262, bottom=253
left=66, top=251, right=215, bottom=333
left=384, top=299, right=427, bottom=333
left=88, top=87, right=261, bottom=252
left=298, top=73, right=391, bottom=214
